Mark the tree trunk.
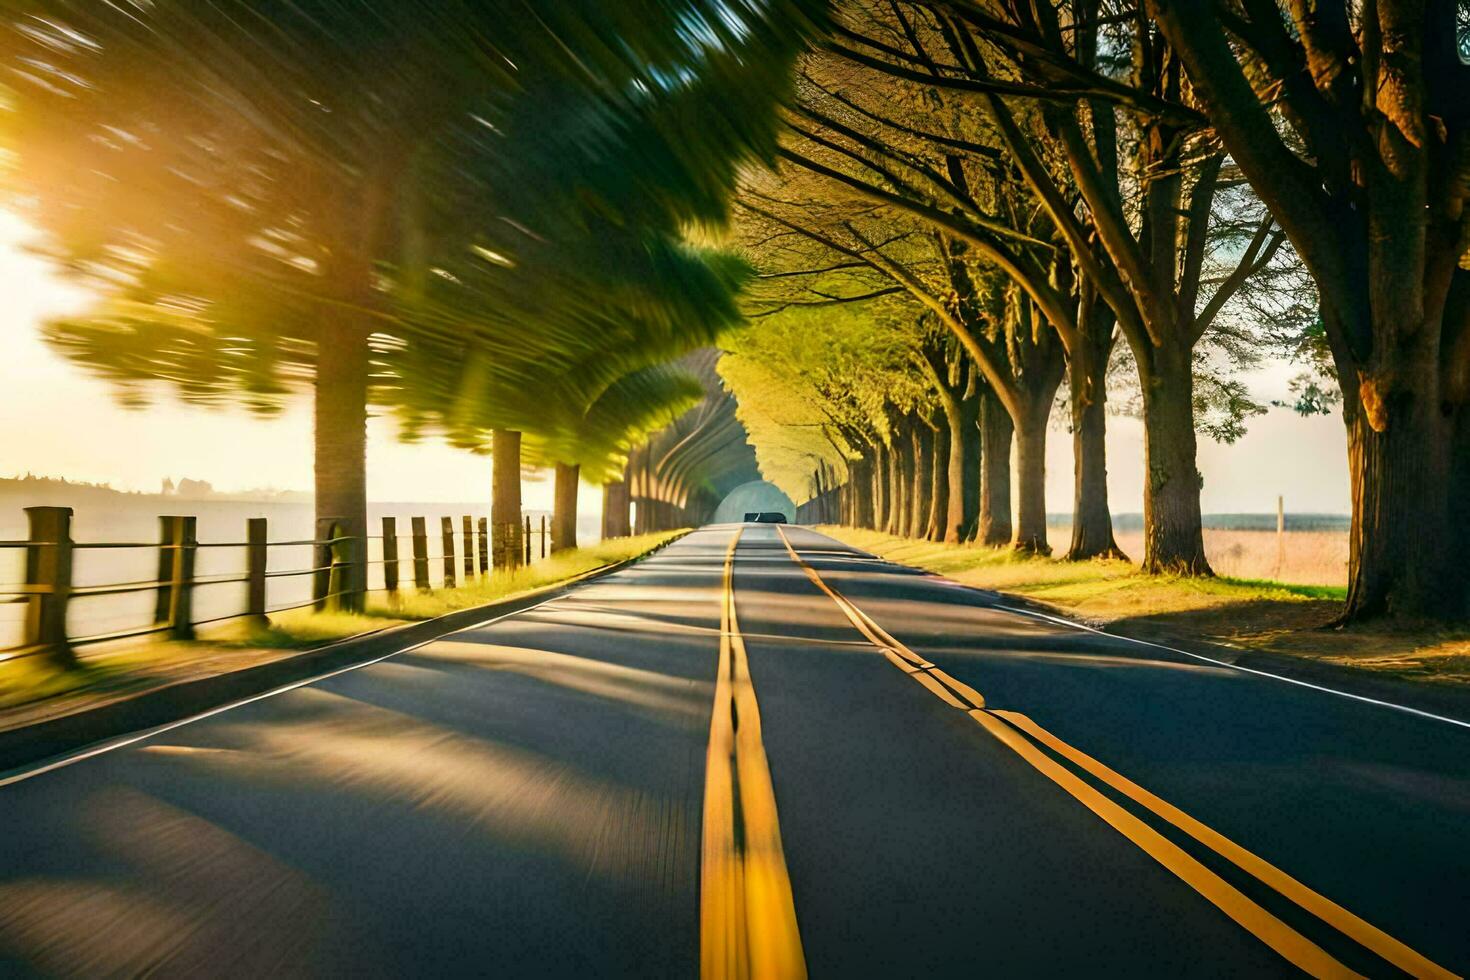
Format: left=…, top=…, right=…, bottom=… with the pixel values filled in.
left=1067, top=351, right=1126, bottom=561
left=1140, top=350, right=1211, bottom=574
left=491, top=429, right=523, bottom=570
left=850, top=458, right=873, bottom=528
left=894, top=430, right=915, bottom=537
left=871, top=447, right=887, bottom=531
left=314, top=316, right=369, bottom=610
left=1448, top=405, right=1470, bottom=613
left=1341, top=378, right=1457, bottom=618
left=861, top=453, right=872, bottom=527
left=886, top=440, right=904, bottom=536
left=846, top=461, right=858, bottom=525
left=978, top=391, right=1013, bottom=546
left=601, top=479, right=630, bottom=539
left=911, top=424, right=932, bottom=538
left=552, top=462, right=579, bottom=553
left=929, top=421, right=950, bottom=541
left=945, top=390, right=980, bottom=543
left=1013, top=407, right=1050, bottom=555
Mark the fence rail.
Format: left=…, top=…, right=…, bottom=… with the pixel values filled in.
left=1, top=506, right=557, bottom=668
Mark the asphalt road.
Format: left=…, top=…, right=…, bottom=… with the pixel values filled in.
left=1, top=524, right=1467, bottom=977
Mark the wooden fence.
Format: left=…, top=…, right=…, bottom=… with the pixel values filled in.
left=3, top=507, right=559, bottom=668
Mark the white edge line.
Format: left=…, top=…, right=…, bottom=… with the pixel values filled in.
left=0, top=590, right=581, bottom=789
left=988, top=601, right=1470, bottom=731
left=789, top=526, right=1470, bottom=732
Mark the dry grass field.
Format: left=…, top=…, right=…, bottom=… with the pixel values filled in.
left=1104, top=528, right=1348, bottom=586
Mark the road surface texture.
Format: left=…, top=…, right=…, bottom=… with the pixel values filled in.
left=1, top=525, right=1467, bottom=977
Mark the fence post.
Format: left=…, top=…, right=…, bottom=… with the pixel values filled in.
left=23, top=506, right=75, bottom=668
left=462, top=516, right=475, bottom=580
left=411, top=517, right=430, bottom=591
left=524, top=515, right=532, bottom=565
left=246, top=517, right=268, bottom=624
left=441, top=517, right=457, bottom=589
left=154, top=515, right=197, bottom=640
left=540, top=514, right=548, bottom=559
left=1276, top=495, right=1286, bottom=576
left=493, top=520, right=520, bottom=571
left=381, top=516, right=399, bottom=599
left=153, top=518, right=173, bottom=625
left=477, top=518, right=489, bottom=576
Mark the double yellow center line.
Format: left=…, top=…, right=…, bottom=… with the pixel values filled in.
left=773, top=526, right=1455, bottom=980
left=700, top=528, right=806, bottom=979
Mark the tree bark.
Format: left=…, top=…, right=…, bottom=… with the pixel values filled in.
left=893, top=427, right=915, bottom=537
left=940, top=386, right=976, bottom=543
left=1013, top=406, right=1051, bottom=555
left=959, top=390, right=981, bottom=541
left=868, top=452, right=883, bottom=529
left=1067, top=346, right=1125, bottom=561
left=850, top=461, right=861, bottom=526
left=601, top=479, right=630, bottom=539
left=870, top=446, right=887, bottom=531
left=911, top=423, right=933, bottom=538
left=978, top=391, right=1013, bottom=546
left=886, top=439, right=904, bottom=536
left=313, top=315, right=369, bottom=610
left=491, top=429, right=523, bottom=570
left=1140, top=349, right=1211, bottom=574
left=1341, top=376, right=1456, bottom=618
left=850, top=458, right=873, bottom=528
left=552, top=462, right=579, bottom=553
left=929, top=421, right=950, bottom=541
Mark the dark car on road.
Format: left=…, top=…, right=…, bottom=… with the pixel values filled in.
left=743, top=512, right=788, bottom=524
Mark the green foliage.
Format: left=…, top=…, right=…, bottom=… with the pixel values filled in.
left=0, top=0, right=829, bottom=463
left=719, top=296, right=935, bottom=499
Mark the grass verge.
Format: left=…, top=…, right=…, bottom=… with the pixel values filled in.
left=815, top=526, right=1470, bottom=687
left=0, top=530, right=685, bottom=720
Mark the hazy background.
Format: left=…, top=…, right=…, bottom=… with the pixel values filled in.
left=0, top=209, right=1351, bottom=523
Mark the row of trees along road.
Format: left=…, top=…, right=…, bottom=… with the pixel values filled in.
left=724, top=0, right=1468, bottom=624
left=0, top=0, right=828, bottom=606
left=728, top=0, right=1287, bottom=566
left=3, top=0, right=1466, bottom=622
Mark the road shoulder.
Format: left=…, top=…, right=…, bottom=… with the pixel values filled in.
left=0, top=533, right=687, bottom=774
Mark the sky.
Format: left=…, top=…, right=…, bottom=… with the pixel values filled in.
left=0, top=210, right=1351, bottom=517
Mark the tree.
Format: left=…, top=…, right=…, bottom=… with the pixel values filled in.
left=530, top=365, right=707, bottom=552
left=736, top=166, right=1067, bottom=552
left=721, top=242, right=945, bottom=531
left=1142, top=0, right=1470, bottom=620
left=778, top=0, right=1282, bottom=568
left=625, top=350, right=766, bottom=529
left=3, top=0, right=829, bottom=594
left=769, top=21, right=1109, bottom=554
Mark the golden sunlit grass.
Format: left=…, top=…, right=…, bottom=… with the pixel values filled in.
left=817, top=526, right=1470, bottom=687
left=0, top=531, right=685, bottom=723
left=197, top=529, right=687, bottom=650
left=368, top=531, right=686, bottom=620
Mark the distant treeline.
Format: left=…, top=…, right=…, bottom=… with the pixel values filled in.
left=0, top=474, right=308, bottom=503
